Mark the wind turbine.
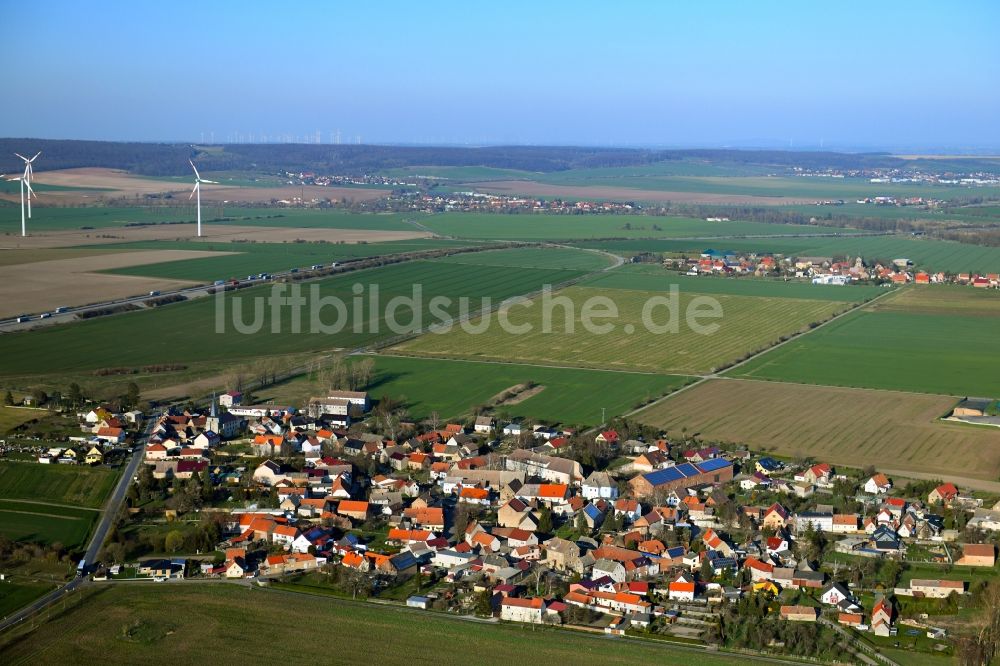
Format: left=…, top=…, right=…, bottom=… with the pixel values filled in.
left=189, top=160, right=217, bottom=237
left=5, top=173, right=34, bottom=237
left=15, top=152, right=41, bottom=218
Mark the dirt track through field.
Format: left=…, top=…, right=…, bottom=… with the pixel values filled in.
left=0, top=249, right=234, bottom=317
left=471, top=180, right=817, bottom=205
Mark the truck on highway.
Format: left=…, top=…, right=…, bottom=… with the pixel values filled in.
left=15, top=316, right=30, bottom=323
left=55, top=306, right=69, bottom=313
left=77, top=560, right=87, bottom=577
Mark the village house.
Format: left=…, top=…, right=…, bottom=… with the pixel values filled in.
left=780, top=605, right=817, bottom=622
left=500, top=596, right=544, bottom=623
left=505, top=449, right=583, bottom=485
left=628, top=459, right=733, bottom=498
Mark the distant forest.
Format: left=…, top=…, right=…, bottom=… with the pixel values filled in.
left=3, top=138, right=999, bottom=177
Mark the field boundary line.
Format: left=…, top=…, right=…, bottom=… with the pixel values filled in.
left=0, top=498, right=103, bottom=512
left=624, top=286, right=899, bottom=419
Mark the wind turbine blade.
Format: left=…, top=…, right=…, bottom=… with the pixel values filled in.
left=200, top=179, right=219, bottom=184
left=14, top=153, right=27, bottom=162
left=189, top=159, right=201, bottom=180
left=26, top=181, right=37, bottom=198
left=30, top=152, right=41, bottom=161
left=189, top=183, right=198, bottom=200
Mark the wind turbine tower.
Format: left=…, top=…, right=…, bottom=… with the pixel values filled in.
left=4, top=173, right=34, bottom=237
left=15, top=151, right=41, bottom=218
left=189, top=160, right=218, bottom=237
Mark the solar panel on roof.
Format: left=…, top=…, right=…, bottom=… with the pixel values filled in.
left=674, top=463, right=699, bottom=477
left=697, top=458, right=732, bottom=473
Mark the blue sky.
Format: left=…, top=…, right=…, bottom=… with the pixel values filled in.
left=1, top=1, right=998, bottom=150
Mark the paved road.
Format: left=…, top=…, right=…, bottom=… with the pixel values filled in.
left=0, top=416, right=155, bottom=633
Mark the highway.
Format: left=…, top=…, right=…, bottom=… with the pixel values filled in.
left=0, top=416, right=155, bottom=633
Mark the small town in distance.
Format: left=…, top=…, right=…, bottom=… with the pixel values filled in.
left=1, top=3, right=1000, bottom=666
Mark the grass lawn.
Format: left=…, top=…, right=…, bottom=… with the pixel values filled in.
left=0, top=407, right=45, bottom=434
left=0, top=584, right=746, bottom=665
left=0, top=461, right=116, bottom=508
left=0, top=500, right=97, bottom=549
left=0, top=259, right=591, bottom=377
left=273, top=355, right=692, bottom=426
left=728, top=292, right=1000, bottom=396
left=397, top=285, right=847, bottom=374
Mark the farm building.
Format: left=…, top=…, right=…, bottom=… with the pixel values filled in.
left=628, top=458, right=733, bottom=498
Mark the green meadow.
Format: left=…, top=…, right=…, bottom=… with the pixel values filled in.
left=281, top=354, right=692, bottom=425
left=0, top=584, right=746, bottom=665
left=729, top=290, right=1000, bottom=396
left=0, top=500, right=97, bottom=548
left=0, top=461, right=117, bottom=509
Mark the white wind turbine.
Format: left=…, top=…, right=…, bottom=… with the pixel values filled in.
left=189, top=159, right=217, bottom=237
left=5, top=172, right=35, bottom=237
left=15, top=151, right=41, bottom=218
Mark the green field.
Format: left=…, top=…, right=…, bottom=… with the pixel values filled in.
left=383, top=165, right=541, bottom=181
left=0, top=584, right=745, bottom=665
left=0, top=206, right=421, bottom=234
left=0, top=259, right=593, bottom=377
left=0, top=500, right=97, bottom=548
left=420, top=212, right=849, bottom=241
left=582, top=266, right=885, bottom=302
left=0, top=581, right=56, bottom=618
left=398, top=285, right=848, bottom=374
left=0, top=407, right=47, bottom=434
left=0, top=461, right=116, bottom=508
left=280, top=355, right=692, bottom=425
left=100, top=238, right=473, bottom=282
left=729, top=288, right=1000, bottom=396
left=433, top=246, right=613, bottom=271
left=529, top=171, right=1000, bottom=201
left=573, top=235, right=1000, bottom=273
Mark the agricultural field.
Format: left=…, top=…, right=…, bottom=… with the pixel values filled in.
left=397, top=285, right=848, bottom=374
left=0, top=407, right=47, bottom=434
left=0, top=461, right=117, bottom=508
left=433, top=246, right=613, bottom=271
left=0, top=500, right=98, bottom=548
left=582, top=267, right=885, bottom=302
left=0, top=259, right=593, bottom=378
left=503, top=170, right=1000, bottom=202
left=0, top=584, right=744, bottom=665
left=272, top=354, right=691, bottom=425
left=99, top=238, right=473, bottom=282
left=0, top=580, right=56, bottom=619
left=729, top=287, right=1000, bottom=396
left=636, top=379, right=1000, bottom=481
left=419, top=212, right=848, bottom=241
left=573, top=235, right=1000, bottom=274
left=0, top=205, right=421, bottom=235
